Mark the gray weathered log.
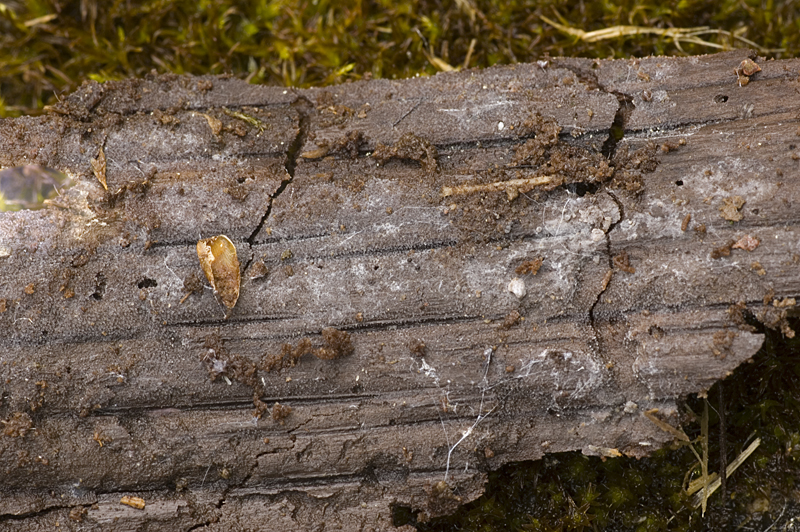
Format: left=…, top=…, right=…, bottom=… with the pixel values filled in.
left=0, top=49, right=798, bottom=530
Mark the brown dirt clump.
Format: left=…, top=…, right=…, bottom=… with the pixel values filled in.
left=202, top=334, right=258, bottom=388
left=408, top=339, right=427, bottom=357
left=710, top=241, right=735, bottom=259
left=2, top=412, right=34, bottom=437
left=372, top=132, right=438, bottom=174
left=262, top=329, right=353, bottom=370
left=515, top=258, right=543, bottom=275
left=303, top=130, right=365, bottom=159
left=271, top=402, right=293, bottom=423
left=720, top=196, right=746, bottom=222
left=315, top=327, right=355, bottom=360
left=609, top=142, right=660, bottom=193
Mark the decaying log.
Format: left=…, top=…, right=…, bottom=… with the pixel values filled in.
left=0, top=49, right=798, bottom=530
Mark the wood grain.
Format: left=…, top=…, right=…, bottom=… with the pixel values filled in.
left=0, top=49, right=797, bottom=530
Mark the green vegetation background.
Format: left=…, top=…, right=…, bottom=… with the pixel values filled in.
left=2, top=1, right=800, bottom=531
left=1, top=0, right=798, bottom=116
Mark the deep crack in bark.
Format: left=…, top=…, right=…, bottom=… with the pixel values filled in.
left=245, top=94, right=314, bottom=247
left=584, top=73, right=634, bottom=341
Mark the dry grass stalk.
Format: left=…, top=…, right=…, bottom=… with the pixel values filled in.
left=539, top=15, right=783, bottom=54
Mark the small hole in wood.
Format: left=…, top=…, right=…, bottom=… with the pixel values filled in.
left=391, top=504, right=418, bottom=527
left=137, top=278, right=158, bottom=289
left=92, top=273, right=107, bottom=300
left=675, top=180, right=683, bottom=186
left=714, top=94, right=729, bottom=103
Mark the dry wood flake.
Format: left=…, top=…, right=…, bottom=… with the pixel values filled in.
left=681, top=213, right=691, bottom=231
left=197, top=235, right=241, bottom=310
left=719, top=196, right=745, bottom=222
left=732, top=234, right=760, bottom=252
left=90, top=146, right=107, bottom=190
left=120, top=496, right=145, bottom=510
left=600, top=269, right=614, bottom=291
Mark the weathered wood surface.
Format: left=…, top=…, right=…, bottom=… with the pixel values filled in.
left=0, top=49, right=798, bottom=530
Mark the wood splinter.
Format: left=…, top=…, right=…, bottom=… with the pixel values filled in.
left=441, top=175, right=556, bottom=200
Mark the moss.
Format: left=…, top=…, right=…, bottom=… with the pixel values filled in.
left=1, top=0, right=799, bottom=117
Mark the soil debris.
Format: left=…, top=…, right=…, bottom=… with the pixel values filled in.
left=180, top=272, right=203, bottom=303
left=726, top=302, right=757, bottom=332
left=501, top=310, right=522, bottom=329
left=372, top=132, right=438, bottom=174
left=710, top=241, right=735, bottom=259
left=271, top=403, right=292, bottom=423
left=408, top=339, right=427, bottom=357
left=773, top=298, right=797, bottom=309
left=315, top=327, right=355, bottom=360
left=515, top=258, right=543, bottom=276
left=712, top=330, right=737, bottom=358
left=202, top=334, right=258, bottom=388
left=732, top=234, right=760, bottom=252
left=203, top=113, right=223, bottom=135
left=681, top=213, right=691, bottom=231
left=153, top=108, right=180, bottom=127
left=263, top=338, right=313, bottom=373
left=612, top=250, right=635, bottom=274
left=720, top=196, right=745, bottom=222
left=609, top=142, right=660, bottom=193
left=751, top=262, right=766, bottom=276
left=262, top=328, right=353, bottom=370
left=510, top=114, right=613, bottom=185
left=248, top=260, right=269, bottom=280
left=1, top=412, right=33, bottom=437
left=69, top=507, right=88, bottom=522
left=302, top=130, right=365, bottom=159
